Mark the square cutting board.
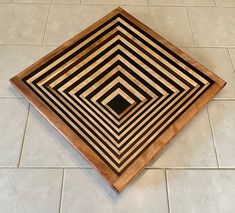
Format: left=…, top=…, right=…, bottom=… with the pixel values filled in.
left=10, top=7, right=226, bottom=192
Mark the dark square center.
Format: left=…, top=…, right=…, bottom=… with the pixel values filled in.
left=107, top=94, right=131, bottom=115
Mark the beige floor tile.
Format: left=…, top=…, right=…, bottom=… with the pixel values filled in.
left=149, top=109, right=217, bottom=168
left=167, top=170, right=235, bottom=213
left=0, top=99, right=28, bottom=166
left=81, top=0, right=148, bottom=5
left=208, top=101, right=235, bottom=167
left=61, top=169, right=168, bottom=213
left=215, top=0, right=235, bottom=7
left=0, top=169, right=62, bottom=213
left=229, top=48, right=235, bottom=70
left=0, top=45, right=55, bottom=98
left=182, top=47, right=235, bottom=99
left=149, top=0, right=215, bottom=6
left=20, top=107, right=90, bottom=167
left=0, top=4, right=49, bottom=44
left=44, top=5, right=194, bottom=47
left=123, top=6, right=194, bottom=47
left=44, top=5, right=116, bottom=45
left=188, top=7, right=235, bottom=47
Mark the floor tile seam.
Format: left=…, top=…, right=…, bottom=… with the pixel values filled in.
left=206, top=106, right=220, bottom=168
left=17, top=104, right=30, bottom=167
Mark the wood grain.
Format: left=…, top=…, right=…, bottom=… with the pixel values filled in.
left=10, top=7, right=226, bottom=192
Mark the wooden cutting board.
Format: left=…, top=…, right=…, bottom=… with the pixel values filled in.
left=10, top=7, right=226, bottom=192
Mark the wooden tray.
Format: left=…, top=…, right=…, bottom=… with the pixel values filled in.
left=10, top=7, right=226, bottom=192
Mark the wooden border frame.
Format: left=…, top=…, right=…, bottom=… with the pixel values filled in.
left=10, top=7, right=226, bottom=192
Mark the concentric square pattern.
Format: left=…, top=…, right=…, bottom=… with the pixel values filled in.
left=10, top=7, right=226, bottom=192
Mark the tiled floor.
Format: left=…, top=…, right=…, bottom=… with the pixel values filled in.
left=0, top=1, right=234, bottom=212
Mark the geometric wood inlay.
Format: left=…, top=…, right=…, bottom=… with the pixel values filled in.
left=10, top=7, right=226, bottom=192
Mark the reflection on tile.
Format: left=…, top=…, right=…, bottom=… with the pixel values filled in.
left=229, top=48, right=235, bottom=71
left=62, top=169, right=168, bottom=213
left=82, top=0, right=118, bottom=3
left=81, top=0, right=148, bottom=5
left=182, top=47, right=235, bottom=99
left=123, top=6, right=194, bottom=47
left=0, top=4, right=49, bottom=44
left=0, top=169, right=62, bottom=213
left=0, top=99, right=28, bottom=166
left=149, top=0, right=215, bottom=6
left=189, top=7, right=235, bottom=47
left=167, top=170, right=235, bottom=213
left=44, top=5, right=115, bottom=45
left=51, top=0, right=81, bottom=3
left=0, top=45, right=55, bottom=98
left=21, top=107, right=90, bottom=167
left=208, top=101, right=235, bottom=167
left=150, top=109, right=217, bottom=168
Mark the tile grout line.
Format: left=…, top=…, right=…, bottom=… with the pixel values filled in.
left=2, top=167, right=235, bottom=170
left=0, top=43, right=58, bottom=46
left=58, top=169, right=65, bottom=213
left=0, top=2, right=229, bottom=7
left=147, top=167, right=235, bottom=170
left=0, top=43, right=235, bottom=49
left=213, top=98, right=235, bottom=101
left=1, top=1, right=235, bottom=7
left=0, top=95, right=228, bottom=102
left=227, top=48, right=235, bottom=73
left=212, top=6, right=235, bottom=8
left=190, top=46, right=235, bottom=49
left=165, top=170, right=171, bottom=213
left=0, top=97, right=25, bottom=99
left=42, top=4, right=51, bottom=45
left=17, top=104, right=30, bottom=167
left=186, top=7, right=196, bottom=47
left=0, top=166, right=93, bottom=169
left=206, top=106, right=220, bottom=168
